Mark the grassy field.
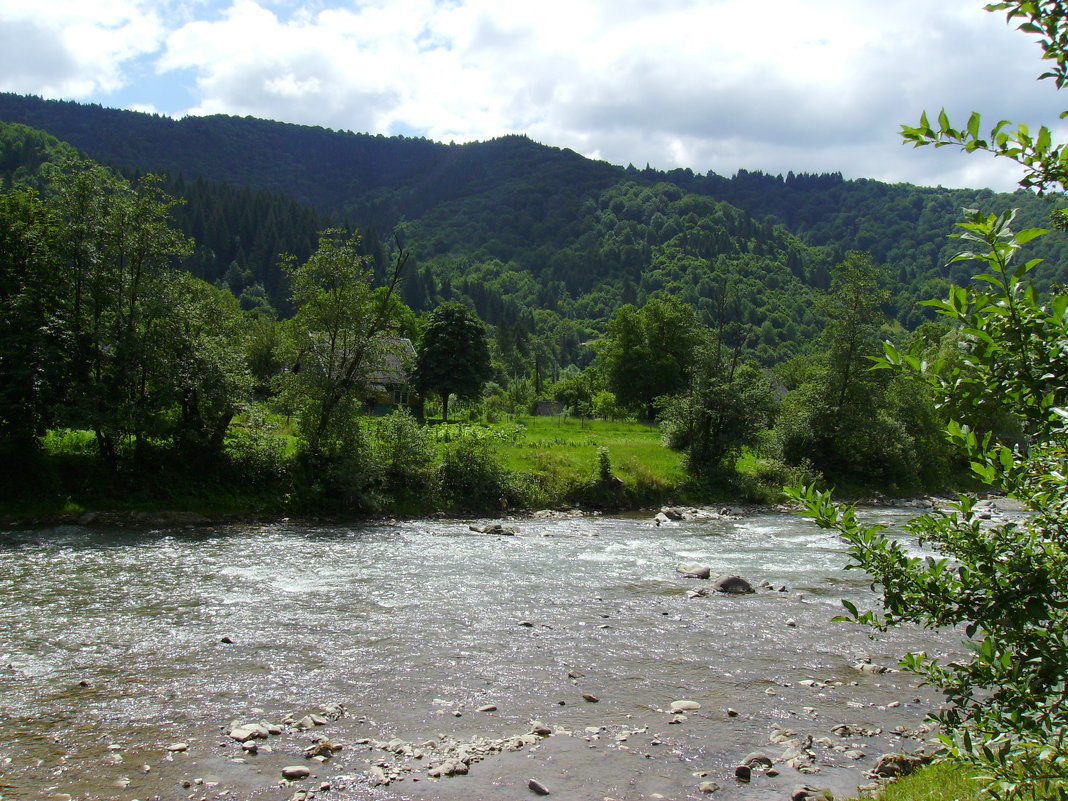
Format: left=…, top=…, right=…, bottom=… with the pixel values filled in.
left=496, top=415, right=687, bottom=493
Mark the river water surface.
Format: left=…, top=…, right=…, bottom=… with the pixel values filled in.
left=0, top=509, right=961, bottom=801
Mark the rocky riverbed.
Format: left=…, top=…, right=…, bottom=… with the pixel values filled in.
left=0, top=504, right=996, bottom=801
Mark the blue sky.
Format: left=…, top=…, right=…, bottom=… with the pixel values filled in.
left=1, top=0, right=1064, bottom=191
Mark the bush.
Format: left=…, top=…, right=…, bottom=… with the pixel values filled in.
left=438, top=431, right=526, bottom=512
left=224, top=404, right=289, bottom=491
left=370, top=408, right=437, bottom=509
left=289, top=423, right=382, bottom=513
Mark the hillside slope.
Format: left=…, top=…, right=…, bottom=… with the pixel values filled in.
left=2, top=92, right=1064, bottom=362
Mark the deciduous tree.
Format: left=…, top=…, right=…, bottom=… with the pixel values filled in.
left=795, top=3, right=1068, bottom=795
left=413, top=302, right=492, bottom=422
left=598, top=296, right=701, bottom=420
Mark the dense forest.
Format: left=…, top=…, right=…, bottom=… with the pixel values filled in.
left=0, top=111, right=1028, bottom=520
left=2, top=92, right=1067, bottom=343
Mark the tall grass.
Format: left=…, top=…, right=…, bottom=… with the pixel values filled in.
left=855, top=762, right=984, bottom=801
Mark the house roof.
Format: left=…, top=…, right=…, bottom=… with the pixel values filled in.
left=367, top=337, right=416, bottom=388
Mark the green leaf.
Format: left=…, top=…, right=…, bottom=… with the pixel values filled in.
left=1014, top=227, right=1049, bottom=245
left=938, top=108, right=951, bottom=132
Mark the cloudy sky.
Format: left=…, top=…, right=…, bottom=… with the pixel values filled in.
left=0, top=0, right=1064, bottom=191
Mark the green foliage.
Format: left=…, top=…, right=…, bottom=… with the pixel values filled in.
left=598, top=296, right=702, bottom=420
left=224, top=404, right=289, bottom=491
left=437, top=430, right=521, bottom=512
left=289, top=430, right=382, bottom=513
left=791, top=210, right=1068, bottom=799
left=734, top=451, right=819, bottom=504
left=413, top=302, right=493, bottom=421
left=277, top=229, right=378, bottom=456
left=597, top=446, right=613, bottom=484
left=660, top=355, right=777, bottom=478
left=851, top=760, right=984, bottom=801
left=0, top=186, right=63, bottom=451
left=369, top=408, right=437, bottom=508
left=775, top=252, right=947, bottom=490
left=0, top=122, right=80, bottom=190
left=0, top=159, right=233, bottom=466
left=156, top=272, right=253, bottom=460
left=552, top=370, right=600, bottom=417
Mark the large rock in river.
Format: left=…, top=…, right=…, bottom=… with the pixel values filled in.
left=677, top=563, right=712, bottom=579
left=713, top=575, right=754, bottom=594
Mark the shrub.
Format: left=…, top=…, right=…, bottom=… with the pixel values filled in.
left=370, top=408, right=437, bottom=508
left=438, top=431, right=525, bottom=512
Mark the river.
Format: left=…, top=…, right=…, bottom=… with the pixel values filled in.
left=0, top=507, right=961, bottom=801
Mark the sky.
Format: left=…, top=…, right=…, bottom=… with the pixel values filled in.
left=0, top=0, right=1065, bottom=192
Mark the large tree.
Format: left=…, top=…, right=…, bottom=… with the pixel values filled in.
left=0, top=187, right=64, bottom=454
left=660, top=307, right=776, bottom=477
left=413, top=302, right=492, bottom=422
left=598, top=295, right=701, bottom=420
left=774, top=251, right=946, bottom=488
left=277, top=229, right=378, bottom=456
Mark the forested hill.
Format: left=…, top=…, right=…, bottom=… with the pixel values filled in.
left=2, top=91, right=1066, bottom=361
left=0, top=92, right=621, bottom=228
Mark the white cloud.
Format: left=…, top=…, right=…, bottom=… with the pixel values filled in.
left=1, top=0, right=1065, bottom=191
left=0, top=0, right=166, bottom=97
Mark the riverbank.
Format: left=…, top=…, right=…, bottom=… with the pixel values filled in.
left=0, top=416, right=838, bottom=529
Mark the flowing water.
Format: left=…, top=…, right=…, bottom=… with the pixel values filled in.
left=0, top=508, right=963, bottom=801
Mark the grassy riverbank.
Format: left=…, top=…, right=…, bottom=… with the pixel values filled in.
left=0, top=413, right=887, bottom=526
left=0, top=416, right=716, bottom=524
left=857, top=762, right=983, bottom=801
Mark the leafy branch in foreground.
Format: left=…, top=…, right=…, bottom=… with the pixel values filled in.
left=789, top=210, right=1068, bottom=800
left=900, top=2, right=1068, bottom=201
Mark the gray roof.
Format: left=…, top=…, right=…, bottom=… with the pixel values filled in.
left=367, top=337, right=416, bottom=388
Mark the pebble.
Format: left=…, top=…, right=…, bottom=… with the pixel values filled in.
left=528, top=778, right=551, bottom=795
left=669, top=700, right=701, bottom=713
left=477, top=704, right=498, bottom=712
left=282, top=765, right=311, bottom=780
left=734, top=764, right=751, bottom=782
left=582, top=693, right=599, bottom=703
left=741, top=751, right=773, bottom=768
left=699, top=781, right=720, bottom=794
left=166, top=743, right=188, bottom=752
left=853, top=662, right=887, bottom=674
